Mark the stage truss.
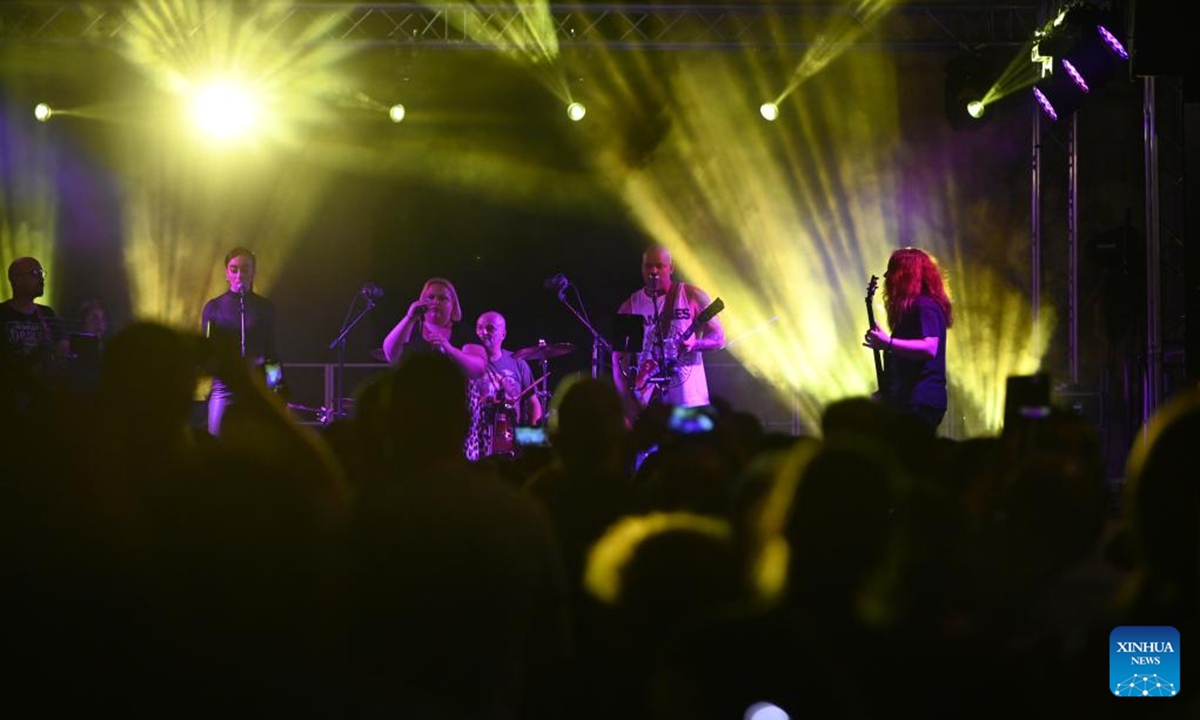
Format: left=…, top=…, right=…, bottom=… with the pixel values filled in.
left=0, top=2, right=1041, bottom=50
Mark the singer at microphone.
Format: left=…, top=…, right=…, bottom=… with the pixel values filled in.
left=379, top=277, right=487, bottom=382
left=200, top=246, right=279, bottom=437
left=611, top=245, right=726, bottom=419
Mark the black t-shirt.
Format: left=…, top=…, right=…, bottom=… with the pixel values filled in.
left=1, top=301, right=64, bottom=375
left=396, top=326, right=468, bottom=362
left=1, top=301, right=66, bottom=407
left=886, top=296, right=948, bottom=411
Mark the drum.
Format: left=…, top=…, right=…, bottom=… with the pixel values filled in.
left=482, top=400, right=519, bottom=457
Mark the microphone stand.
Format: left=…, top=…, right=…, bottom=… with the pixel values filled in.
left=327, top=291, right=378, bottom=423
left=553, top=281, right=612, bottom=381
left=238, top=289, right=246, bottom=358
left=644, top=282, right=675, bottom=399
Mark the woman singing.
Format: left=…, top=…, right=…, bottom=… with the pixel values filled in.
left=381, top=277, right=486, bottom=379
left=864, top=247, right=953, bottom=432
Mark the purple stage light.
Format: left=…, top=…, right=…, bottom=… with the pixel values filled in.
left=1062, top=58, right=1091, bottom=92
left=1033, top=87, right=1059, bottom=121
left=1097, top=24, right=1129, bottom=60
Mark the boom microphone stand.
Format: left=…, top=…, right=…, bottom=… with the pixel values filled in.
left=647, top=281, right=672, bottom=390
left=550, top=276, right=612, bottom=380
left=327, top=284, right=382, bottom=422
left=237, top=288, right=246, bottom=358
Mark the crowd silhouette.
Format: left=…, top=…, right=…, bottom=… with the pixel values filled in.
left=2, top=320, right=1197, bottom=718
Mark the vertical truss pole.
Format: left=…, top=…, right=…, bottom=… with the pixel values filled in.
left=1142, top=76, right=1162, bottom=435
left=1031, top=102, right=1043, bottom=347
left=1068, top=111, right=1079, bottom=386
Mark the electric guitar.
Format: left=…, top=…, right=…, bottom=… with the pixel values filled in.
left=631, top=297, right=725, bottom=408
left=865, top=275, right=885, bottom=395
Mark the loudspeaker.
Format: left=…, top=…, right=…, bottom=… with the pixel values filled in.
left=1131, top=0, right=1187, bottom=81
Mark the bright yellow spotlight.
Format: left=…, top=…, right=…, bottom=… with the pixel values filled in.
left=388, top=104, right=406, bottom=123
left=967, top=100, right=985, bottom=119
left=759, top=102, right=780, bottom=121
left=567, top=102, right=587, bottom=121
left=34, top=103, right=53, bottom=122
left=191, top=80, right=259, bottom=141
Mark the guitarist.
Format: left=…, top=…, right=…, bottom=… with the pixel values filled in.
left=863, top=247, right=953, bottom=433
left=612, top=245, right=726, bottom=420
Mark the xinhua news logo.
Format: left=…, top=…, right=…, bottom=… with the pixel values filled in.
left=1111, top=626, right=1180, bottom=697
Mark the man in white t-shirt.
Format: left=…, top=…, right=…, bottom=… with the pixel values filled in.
left=612, top=245, right=725, bottom=421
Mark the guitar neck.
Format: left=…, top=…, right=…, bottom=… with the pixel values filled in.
left=865, top=291, right=885, bottom=393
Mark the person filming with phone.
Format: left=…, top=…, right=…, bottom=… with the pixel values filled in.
left=201, top=247, right=278, bottom=437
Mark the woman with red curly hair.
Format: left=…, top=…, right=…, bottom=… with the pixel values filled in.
left=864, top=247, right=953, bottom=431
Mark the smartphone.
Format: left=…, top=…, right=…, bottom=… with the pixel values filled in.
left=514, top=425, right=551, bottom=447
left=263, top=360, right=285, bottom=393
left=668, top=405, right=716, bottom=434
left=1004, top=373, right=1051, bottom=427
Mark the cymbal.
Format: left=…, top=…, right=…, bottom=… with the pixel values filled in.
left=369, top=348, right=388, bottom=362
left=512, top=342, right=575, bottom=362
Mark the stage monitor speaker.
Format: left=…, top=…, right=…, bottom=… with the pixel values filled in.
left=703, top=351, right=804, bottom=436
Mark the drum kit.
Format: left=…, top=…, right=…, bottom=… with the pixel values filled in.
left=296, top=340, right=576, bottom=453
left=479, top=339, right=574, bottom=457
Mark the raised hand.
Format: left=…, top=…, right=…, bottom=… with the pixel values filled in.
left=407, top=299, right=431, bottom=319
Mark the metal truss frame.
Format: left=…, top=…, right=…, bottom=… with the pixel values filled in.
left=0, top=3, right=1041, bottom=50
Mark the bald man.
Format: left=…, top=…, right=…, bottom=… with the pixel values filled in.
left=463, top=310, right=542, bottom=460
left=1, top=257, right=68, bottom=410
left=612, top=245, right=725, bottom=419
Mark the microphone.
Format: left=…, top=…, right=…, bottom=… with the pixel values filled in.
left=544, top=274, right=569, bottom=299
left=360, top=282, right=384, bottom=299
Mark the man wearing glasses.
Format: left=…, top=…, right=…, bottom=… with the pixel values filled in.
left=1, top=257, right=68, bottom=410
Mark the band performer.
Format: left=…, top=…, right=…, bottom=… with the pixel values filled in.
left=463, top=310, right=542, bottom=460
left=201, top=247, right=277, bottom=436
left=612, top=245, right=725, bottom=420
left=381, top=277, right=486, bottom=375
left=1, top=257, right=68, bottom=412
left=864, top=247, right=953, bottom=432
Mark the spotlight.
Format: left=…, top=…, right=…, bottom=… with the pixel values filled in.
left=34, top=103, right=53, bottom=122
left=389, top=104, right=406, bottom=123
left=566, top=102, right=586, bottom=121
left=759, top=102, right=779, bottom=121
left=1031, top=2, right=1128, bottom=121
left=1033, top=86, right=1059, bottom=122
left=943, top=52, right=994, bottom=129
left=1097, top=23, right=1128, bottom=60
left=1061, top=58, right=1090, bottom=93
left=191, top=80, right=259, bottom=141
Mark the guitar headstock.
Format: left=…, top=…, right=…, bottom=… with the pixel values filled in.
left=866, top=275, right=879, bottom=301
